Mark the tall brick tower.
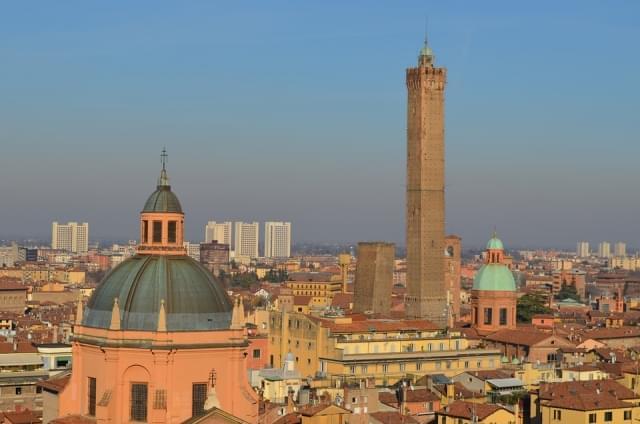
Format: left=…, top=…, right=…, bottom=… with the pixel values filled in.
left=405, top=39, right=448, bottom=327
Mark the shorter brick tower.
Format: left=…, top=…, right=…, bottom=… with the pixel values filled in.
left=471, top=234, right=517, bottom=335
left=354, top=242, right=395, bottom=315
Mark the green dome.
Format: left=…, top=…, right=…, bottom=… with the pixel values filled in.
left=142, top=185, right=182, bottom=213
left=420, top=45, right=433, bottom=57
left=83, top=255, right=232, bottom=331
left=473, top=264, right=516, bottom=292
left=486, top=237, right=504, bottom=250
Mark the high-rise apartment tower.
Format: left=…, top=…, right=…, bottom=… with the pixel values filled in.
left=577, top=241, right=590, bottom=258
left=234, top=222, right=259, bottom=258
left=205, top=221, right=232, bottom=245
left=405, top=39, right=448, bottom=328
left=51, top=222, right=89, bottom=254
left=264, top=221, right=291, bottom=258
left=615, top=242, right=627, bottom=257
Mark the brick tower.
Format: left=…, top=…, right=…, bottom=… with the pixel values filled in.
left=405, top=39, right=448, bottom=327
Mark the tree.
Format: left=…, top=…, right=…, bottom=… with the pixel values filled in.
left=555, top=283, right=581, bottom=302
left=517, top=293, right=552, bottom=323
left=230, top=272, right=259, bottom=289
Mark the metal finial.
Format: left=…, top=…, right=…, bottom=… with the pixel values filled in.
left=161, top=147, right=168, bottom=171
left=424, top=16, right=429, bottom=47
left=158, top=148, right=170, bottom=186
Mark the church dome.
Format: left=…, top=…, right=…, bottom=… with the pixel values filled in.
left=83, top=255, right=232, bottom=331
left=472, top=264, right=516, bottom=292
left=142, top=185, right=182, bottom=213
left=486, top=236, right=504, bottom=250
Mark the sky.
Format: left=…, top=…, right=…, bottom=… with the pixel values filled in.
left=1, top=1, right=639, bottom=249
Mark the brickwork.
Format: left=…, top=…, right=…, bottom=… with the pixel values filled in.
left=353, top=242, right=394, bottom=315
left=405, top=49, right=448, bottom=327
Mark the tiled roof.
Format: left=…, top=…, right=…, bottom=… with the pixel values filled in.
left=369, top=411, right=419, bottom=423
left=38, top=372, right=71, bottom=393
left=49, top=415, right=96, bottom=424
left=378, top=388, right=439, bottom=406
left=0, top=342, right=37, bottom=353
left=2, top=409, right=41, bottom=424
left=539, top=380, right=638, bottom=403
left=485, top=328, right=569, bottom=347
left=323, top=319, right=438, bottom=334
left=438, top=401, right=509, bottom=420
left=0, top=281, right=27, bottom=291
left=546, top=392, right=631, bottom=411
left=581, top=327, right=640, bottom=340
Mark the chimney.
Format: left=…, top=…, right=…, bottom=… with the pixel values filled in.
left=400, top=382, right=408, bottom=416
left=286, top=387, right=296, bottom=414
left=446, top=383, right=455, bottom=403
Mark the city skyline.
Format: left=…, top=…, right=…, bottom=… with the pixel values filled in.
left=2, top=1, right=640, bottom=248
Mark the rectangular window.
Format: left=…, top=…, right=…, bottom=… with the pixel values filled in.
left=625, top=410, right=632, bottom=420
left=416, top=362, right=422, bottom=371
left=192, top=383, right=207, bottom=417
left=152, top=221, right=162, bottom=243
left=350, top=365, right=356, bottom=374
left=382, top=364, right=389, bottom=373
left=143, top=221, right=148, bottom=243
left=253, top=349, right=261, bottom=359
left=168, top=221, right=177, bottom=243
left=500, top=308, right=508, bottom=325
left=88, top=377, right=96, bottom=416
left=399, top=363, right=406, bottom=372
left=605, top=411, right=613, bottom=422
left=484, top=308, right=493, bottom=325
left=361, top=365, right=368, bottom=373
left=15, top=387, right=21, bottom=395
left=130, top=383, right=148, bottom=422
left=589, top=413, right=596, bottom=423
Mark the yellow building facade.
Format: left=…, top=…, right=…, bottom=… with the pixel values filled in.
left=269, top=311, right=502, bottom=386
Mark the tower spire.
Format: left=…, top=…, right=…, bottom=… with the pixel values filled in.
left=158, top=148, right=169, bottom=187
left=418, top=18, right=435, bottom=67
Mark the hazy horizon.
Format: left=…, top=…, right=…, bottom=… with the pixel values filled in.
left=2, top=1, right=639, bottom=249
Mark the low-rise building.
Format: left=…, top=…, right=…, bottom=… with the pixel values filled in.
left=435, top=400, right=515, bottom=424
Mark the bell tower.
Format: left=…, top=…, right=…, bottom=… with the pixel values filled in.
left=405, top=38, right=448, bottom=328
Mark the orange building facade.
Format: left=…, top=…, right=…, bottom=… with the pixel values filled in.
left=53, top=154, right=258, bottom=423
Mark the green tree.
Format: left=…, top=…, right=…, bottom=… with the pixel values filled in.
left=555, top=283, right=581, bottom=302
left=230, top=272, right=259, bottom=289
left=517, top=293, right=551, bottom=323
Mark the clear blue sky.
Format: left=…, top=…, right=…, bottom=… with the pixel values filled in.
left=1, top=1, right=639, bottom=249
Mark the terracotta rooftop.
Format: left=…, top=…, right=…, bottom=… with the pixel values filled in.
left=38, top=373, right=71, bottom=393
left=297, top=403, right=350, bottom=417
left=49, top=415, right=96, bottom=424
left=0, top=342, right=37, bottom=354
left=546, top=392, right=631, bottom=411
left=0, top=281, right=27, bottom=291
left=485, top=328, right=569, bottom=347
left=580, top=327, right=640, bottom=340
left=539, top=380, right=638, bottom=403
left=368, top=411, right=419, bottom=423
left=323, top=319, right=439, bottom=334
left=2, top=410, right=41, bottom=424
left=378, top=388, right=439, bottom=407
left=438, top=401, right=509, bottom=420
